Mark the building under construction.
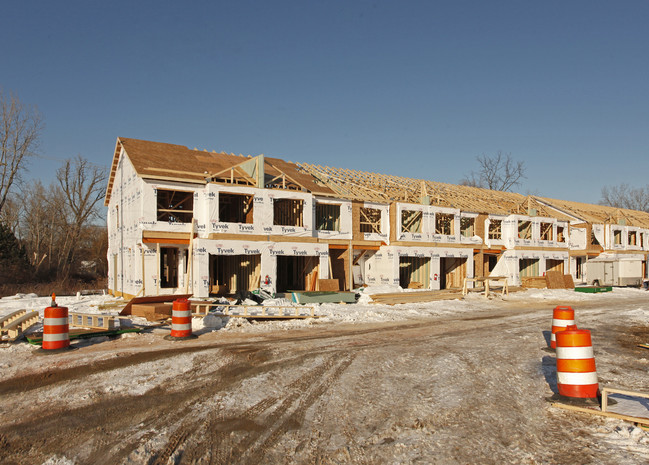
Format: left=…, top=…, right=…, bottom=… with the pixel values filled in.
left=105, top=137, right=649, bottom=299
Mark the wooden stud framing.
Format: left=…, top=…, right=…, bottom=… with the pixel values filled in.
left=273, top=198, right=304, bottom=226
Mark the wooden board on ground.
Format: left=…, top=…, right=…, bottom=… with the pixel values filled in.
left=120, top=294, right=192, bottom=316
left=545, top=271, right=566, bottom=289
left=552, top=387, right=649, bottom=426
left=25, top=327, right=142, bottom=345
left=317, top=279, right=340, bottom=292
left=370, top=290, right=463, bottom=306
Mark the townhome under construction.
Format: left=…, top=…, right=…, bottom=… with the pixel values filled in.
left=105, top=138, right=649, bottom=299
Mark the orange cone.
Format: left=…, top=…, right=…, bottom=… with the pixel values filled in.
left=42, top=294, right=70, bottom=350
left=556, top=327, right=599, bottom=400
left=550, top=306, right=574, bottom=349
left=164, top=298, right=197, bottom=341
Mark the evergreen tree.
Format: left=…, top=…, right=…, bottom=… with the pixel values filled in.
left=0, top=222, right=32, bottom=284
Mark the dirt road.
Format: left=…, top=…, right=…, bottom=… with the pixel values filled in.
left=1, top=297, right=648, bottom=464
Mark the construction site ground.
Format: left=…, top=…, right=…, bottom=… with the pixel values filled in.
left=1, top=289, right=649, bottom=464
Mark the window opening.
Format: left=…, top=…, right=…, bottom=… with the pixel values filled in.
left=360, top=207, right=382, bottom=234
left=557, top=226, right=565, bottom=242
left=540, top=222, right=553, bottom=241
left=460, top=217, right=474, bottom=238
left=435, top=213, right=454, bottom=235
left=629, top=231, right=637, bottom=246
left=613, top=229, right=622, bottom=245
left=219, top=192, right=253, bottom=223
left=518, top=220, right=532, bottom=240
left=316, top=203, right=341, bottom=231
left=488, top=220, right=502, bottom=240
left=401, top=210, right=422, bottom=233
left=157, top=190, right=193, bottom=223
left=273, top=198, right=304, bottom=226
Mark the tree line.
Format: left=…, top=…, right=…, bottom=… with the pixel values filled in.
left=0, top=91, right=106, bottom=286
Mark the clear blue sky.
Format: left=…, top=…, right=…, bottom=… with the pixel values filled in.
left=2, top=1, right=648, bottom=204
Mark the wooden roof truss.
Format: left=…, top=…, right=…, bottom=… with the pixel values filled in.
left=208, top=156, right=308, bottom=192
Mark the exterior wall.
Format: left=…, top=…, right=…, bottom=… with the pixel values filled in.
left=192, top=238, right=329, bottom=298
left=503, top=215, right=569, bottom=249
left=107, top=151, right=147, bottom=298
left=493, top=250, right=569, bottom=286
left=364, top=245, right=473, bottom=290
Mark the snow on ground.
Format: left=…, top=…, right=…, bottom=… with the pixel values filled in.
left=1, top=287, right=649, bottom=464
left=2, top=286, right=649, bottom=333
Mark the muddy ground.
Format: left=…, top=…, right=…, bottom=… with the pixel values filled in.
left=1, top=296, right=648, bottom=464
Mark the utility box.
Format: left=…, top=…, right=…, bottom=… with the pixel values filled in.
left=585, top=258, right=643, bottom=287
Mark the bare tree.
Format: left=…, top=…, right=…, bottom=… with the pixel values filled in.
left=56, top=156, right=107, bottom=278
left=0, top=91, right=43, bottom=216
left=460, top=151, right=526, bottom=192
left=600, top=184, right=649, bottom=212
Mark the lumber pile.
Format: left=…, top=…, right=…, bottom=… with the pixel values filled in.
left=522, top=273, right=575, bottom=290
left=521, top=277, right=547, bottom=289
left=369, top=290, right=463, bottom=306
left=131, top=303, right=172, bottom=321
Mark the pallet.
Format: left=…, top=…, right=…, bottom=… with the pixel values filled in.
left=192, top=302, right=317, bottom=319
left=69, top=312, right=117, bottom=330
left=25, top=327, right=142, bottom=345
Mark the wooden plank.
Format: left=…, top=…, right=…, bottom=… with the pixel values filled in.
left=546, top=271, right=566, bottom=289
left=522, top=277, right=547, bottom=289
left=551, top=402, right=649, bottom=426
left=563, top=274, right=575, bottom=289
left=318, top=279, right=340, bottom=292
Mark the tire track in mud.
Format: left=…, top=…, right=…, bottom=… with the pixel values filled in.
left=175, top=352, right=354, bottom=464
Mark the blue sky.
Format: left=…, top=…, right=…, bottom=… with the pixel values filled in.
left=2, top=1, right=648, bottom=204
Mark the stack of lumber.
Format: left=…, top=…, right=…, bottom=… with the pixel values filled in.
left=131, top=303, right=172, bottom=321
left=370, top=290, right=463, bottom=306
left=522, top=273, right=575, bottom=290
left=521, top=277, right=547, bottom=289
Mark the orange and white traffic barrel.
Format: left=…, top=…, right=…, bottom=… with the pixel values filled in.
left=42, top=294, right=70, bottom=350
left=165, top=298, right=197, bottom=340
left=556, top=327, right=599, bottom=400
left=550, top=305, right=574, bottom=349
